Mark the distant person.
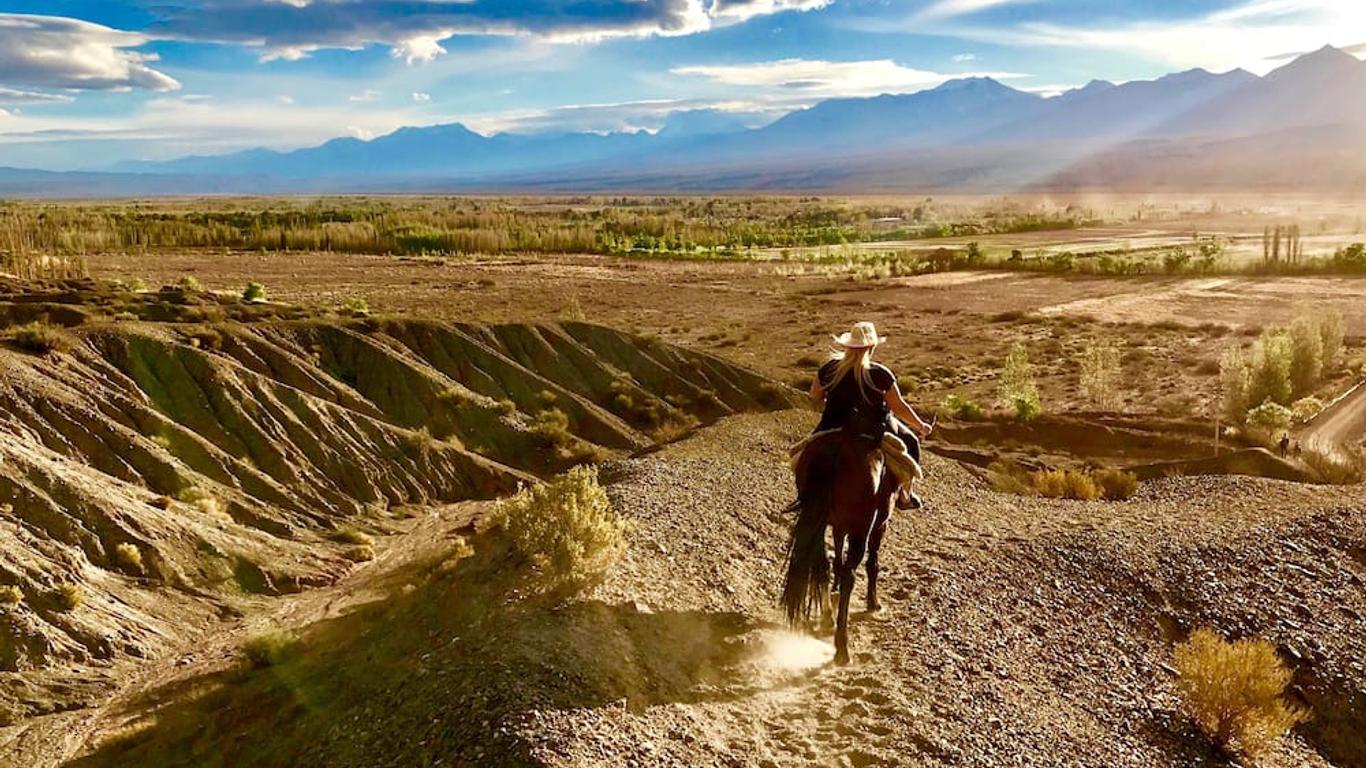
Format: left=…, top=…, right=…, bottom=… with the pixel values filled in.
left=793, top=321, right=933, bottom=509
left=1279, top=433, right=1290, bottom=458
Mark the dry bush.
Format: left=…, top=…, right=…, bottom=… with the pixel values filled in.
left=343, top=544, right=375, bottom=562
left=5, top=321, right=74, bottom=355
left=986, top=459, right=1033, bottom=495
left=243, top=629, right=298, bottom=668
left=1033, top=469, right=1100, bottom=500
left=330, top=527, right=373, bottom=546
left=114, top=543, right=144, bottom=574
left=1092, top=468, right=1139, bottom=500
left=1301, top=444, right=1366, bottom=485
left=492, top=466, right=631, bottom=594
left=0, top=585, right=23, bottom=606
left=1173, top=628, right=1308, bottom=758
left=54, top=582, right=83, bottom=612
left=242, top=282, right=267, bottom=303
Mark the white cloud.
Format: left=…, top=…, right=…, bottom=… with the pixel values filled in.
left=276, top=95, right=295, bottom=104
left=672, top=58, right=1025, bottom=97
left=349, top=89, right=381, bottom=102
left=151, top=0, right=833, bottom=63
left=952, top=52, right=977, bottom=62
left=0, top=86, right=75, bottom=105
left=0, top=14, right=180, bottom=91
left=939, top=0, right=1366, bottom=73
left=462, top=96, right=782, bottom=135
left=349, top=126, right=376, bottom=140
left=412, top=92, right=432, bottom=103
left=915, top=0, right=1035, bottom=21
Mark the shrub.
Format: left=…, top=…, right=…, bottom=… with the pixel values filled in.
left=243, top=629, right=298, bottom=668
left=986, top=459, right=1032, bottom=495
left=178, top=275, right=204, bottom=292
left=114, top=543, right=144, bottom=574
left=495, top=398, right=517, bottom=416
left=492, top=466, right=631, bottom=594
left=341, top=297, right=370, bottom=316
left=242, top=282, right=267, bottom=303
left=1173, top=628, right=1308, bottom=758
left=1290, top=396, right=1324, bottom=424
left=54, top=582, right=83, bottom=611
left=1032, top=469, right=1100, bottom=500
left=1092, top=468, right=1139, bottom=500
left=1010, top=393, right=1041, bottom=421
left=756, top=381, right=791, bottom=409
left=0, top=585, right=23, bottom=606
left=343, top=544, right=375, bottom=562
left=5, top=321, right=73, bottom=355
left=535, top=389, right=559, bottom=411
left=939, top=392, right=982, bottom=420
left=1245, top=400, right=1293, bottom=440
left=330, top=527, right=373, bottom=546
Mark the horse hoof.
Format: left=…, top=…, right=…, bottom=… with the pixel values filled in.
left=834, top=649, right=851, bottom=666
left=867, top=601, right=883, bottom=613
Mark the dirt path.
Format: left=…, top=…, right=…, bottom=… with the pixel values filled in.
left=1299, top=380, right=1366, bottom=450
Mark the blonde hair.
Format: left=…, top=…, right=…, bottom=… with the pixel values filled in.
left=825, top=344, right=881, bottom=402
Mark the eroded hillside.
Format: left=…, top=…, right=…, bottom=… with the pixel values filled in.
left=0, top=278, right=798, bottom=726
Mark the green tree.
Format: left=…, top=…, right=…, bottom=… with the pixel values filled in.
left=1079, top=338, right=1122, bottom=410
left=1219, top=347, right=1251, bottom=423
left=1247, top=330, right=1292, bottom=407
left=1288, top=316, right=1323, bottom=396
left=1319, top=309, right=1345, bottom=371
left=998, top=342, right=1041, bottom=419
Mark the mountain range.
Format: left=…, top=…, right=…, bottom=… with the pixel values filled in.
left=5, top=45, right=1366, bottom=196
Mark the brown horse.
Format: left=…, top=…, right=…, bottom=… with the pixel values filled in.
left=781, top=429, right=897, bottom=665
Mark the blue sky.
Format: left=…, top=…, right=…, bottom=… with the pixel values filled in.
left=0, top=0, right=1362, bottom=169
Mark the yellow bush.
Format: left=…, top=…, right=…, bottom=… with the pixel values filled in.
left=114, top=543, right=144, bottom=574
left=493, top=466, right=630, bottom=594
left=1032, top=469, right=1100, bottom=500
left=1173, top=629, right=1308, bottom=758
left=54, top=582, right=83, bottom=611
left=0, top=585, right=22, bottom=606
left=1092, top=468, right=1139, bottom=500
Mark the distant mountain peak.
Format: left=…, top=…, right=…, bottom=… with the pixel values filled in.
left=1267, top=43, right=1363, bottom=80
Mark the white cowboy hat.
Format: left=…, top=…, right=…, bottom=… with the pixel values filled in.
left=833, top=321, right=886, bottom=349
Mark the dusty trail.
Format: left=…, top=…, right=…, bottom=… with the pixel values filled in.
left=1300, top=380, right=1366, bottom=450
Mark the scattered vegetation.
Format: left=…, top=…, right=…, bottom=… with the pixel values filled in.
left=3, top=320, right=74, bottom=355
left=340, top=296, right=370, bottom=316
left=939, top=392, right=983, bottom=420
left=0, top=585, right=23, bottom=606
left=1221, top=311, right=1345, bottom=424
left=492, top=466, right=631, bottom=594
left=1173, top=628, right=1309, bottom=758
left=1244, top=400, right=1293, bottom=441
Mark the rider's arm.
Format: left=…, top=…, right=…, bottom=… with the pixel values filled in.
left=885, top=385, right=932, bottom=436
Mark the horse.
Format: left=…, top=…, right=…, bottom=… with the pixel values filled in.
left=780, top=428, right=898, bottom=665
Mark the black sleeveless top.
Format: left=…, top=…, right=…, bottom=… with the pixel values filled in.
left=815, top=359, right=896, bottom=436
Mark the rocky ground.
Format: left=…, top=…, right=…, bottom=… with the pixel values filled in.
left=44, top=410, right=1366, bottom=768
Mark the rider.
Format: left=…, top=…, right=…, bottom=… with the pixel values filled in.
left=804, top=321, right=933, bottom=510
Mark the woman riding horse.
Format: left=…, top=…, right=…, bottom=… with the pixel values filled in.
left=782, top=321, right=932, bottom=664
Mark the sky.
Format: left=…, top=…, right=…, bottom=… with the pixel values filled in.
left=0, top=0, right=1362, bottom=170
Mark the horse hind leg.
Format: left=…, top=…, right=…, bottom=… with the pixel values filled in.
left=823, top=531, right=845, bottom=632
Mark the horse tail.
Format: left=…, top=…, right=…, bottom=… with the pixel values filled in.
left=781, top=449, right=834, bottom=628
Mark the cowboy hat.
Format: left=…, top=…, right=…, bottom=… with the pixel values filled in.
left=833, top=321, right=886, bottom=349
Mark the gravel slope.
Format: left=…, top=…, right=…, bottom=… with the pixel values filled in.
left=528, top=411, right=1366, bottom=767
